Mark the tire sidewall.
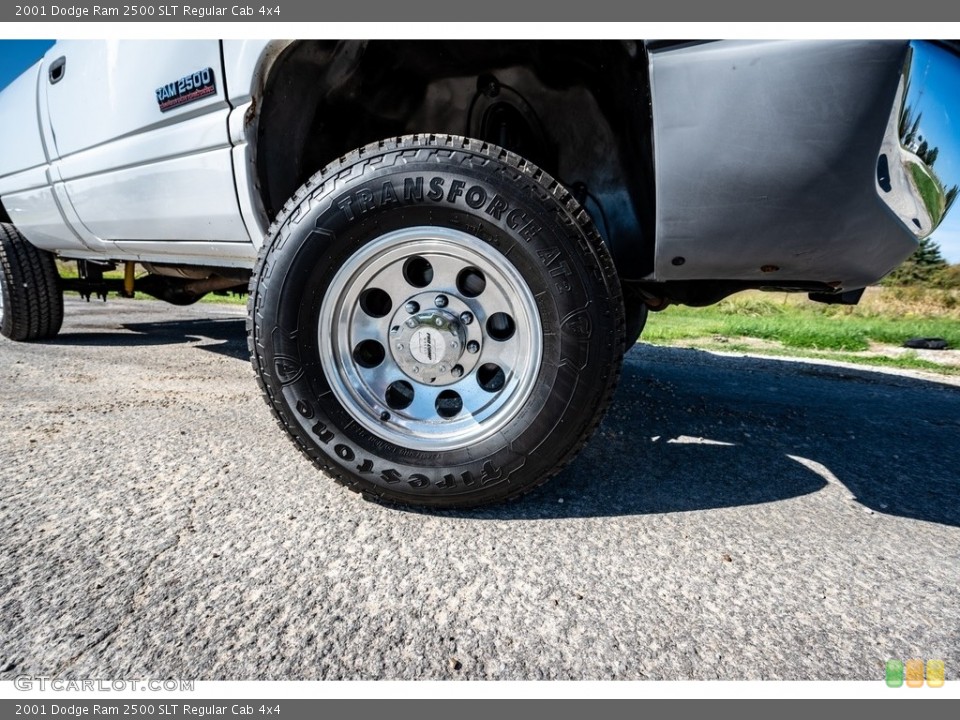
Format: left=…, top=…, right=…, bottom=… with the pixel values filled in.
left=0, top=223, right=64, bottom=342
left=252, top=142, right=620, bottom=505
left=0, top=266, right=11, bottom=338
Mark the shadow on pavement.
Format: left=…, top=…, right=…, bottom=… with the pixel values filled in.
left=46, top=318, right=249, bottom=361
left=45, top=317, right=960, bottom=527
left=445, top=346, right=960, bottom=527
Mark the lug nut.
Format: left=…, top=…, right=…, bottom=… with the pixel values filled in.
left=451, top=365, right=464, bottom=378
left=405, top=318, right=417, bottom=328
left=412, top=366, right=420, bottom=374
left=405, top=301, right=420, bottom=314
left=434, top=295, right=448, bottom=308
left=467, top=340, right=480, bottom=354
left=460, top=311, right=474, bottom=325
left=438, top=365, right=447, bottom=373
left=450, top=341, right=458, bottom=350
left=396, top=343, right=404, bottom=351
left=434, top=317, right=443, bottom=327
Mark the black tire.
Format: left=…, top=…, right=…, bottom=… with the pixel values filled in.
left=624, top=295, right=649, bottom=350
left=0, top=223, right=63, bottom=342
left=248, top=135, right=624, bottom=508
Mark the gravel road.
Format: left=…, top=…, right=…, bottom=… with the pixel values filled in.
left=1, top=298, right=958, bottom=680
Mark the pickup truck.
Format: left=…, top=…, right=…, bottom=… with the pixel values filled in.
left=0, top=40, right=957, bottom=507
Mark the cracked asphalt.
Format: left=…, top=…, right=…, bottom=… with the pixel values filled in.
left=1, top=297, right=958, bottom=680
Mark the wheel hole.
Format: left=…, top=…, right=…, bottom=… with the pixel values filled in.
left=352, top=340, right=385, bottom=368
left=403, top=256, right=434, bottom=288
left=435, top=390, right=463, bottom=419
left=456, top=267, right=486, bottom=297
left=486, top=312, right=515, bottom=341
left=385, top=381, right=415, bottom=410
left=359, top=288, right=392, bottom=318
left=476, top=363, right=506, bottom=393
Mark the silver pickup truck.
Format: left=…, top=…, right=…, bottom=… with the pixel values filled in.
left=0, top=40, right=957, bottom=507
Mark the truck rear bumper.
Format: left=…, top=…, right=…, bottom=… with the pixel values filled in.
left=649, top=40, right=959, bottom=290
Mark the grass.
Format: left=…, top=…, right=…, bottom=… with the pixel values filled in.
left=689, top=342, right=960, bottom=376
left=196, top=292, right=247, bottom=306
left=642, top=287, right=960, bottom=375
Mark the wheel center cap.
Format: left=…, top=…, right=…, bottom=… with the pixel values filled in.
left=410, top=327, right=446, bottom=365
left=390, top=308, right=471, bottom=385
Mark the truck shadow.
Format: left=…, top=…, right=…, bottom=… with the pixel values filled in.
left=45, top=316, right=960, bottom=527
left=46, top=317, right=250, bottom=361
left=444, top=345, right=960, bottom=527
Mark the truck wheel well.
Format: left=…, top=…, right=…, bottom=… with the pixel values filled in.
left=254, top=40, right=656, bottom=278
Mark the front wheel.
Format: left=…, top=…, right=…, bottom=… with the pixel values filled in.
left=248, top=135, right=624, bottom=507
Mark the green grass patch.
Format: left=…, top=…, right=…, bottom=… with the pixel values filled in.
left=824, top=352, right=960, bottom=374
left=197, top=292, right=247, bottom=306
left=646, top=339, right=960, bottom=376
left=642, top=291, right=960, bottom=368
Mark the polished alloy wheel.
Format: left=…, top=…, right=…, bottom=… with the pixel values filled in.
left=319, top=226, right=542, bottom=451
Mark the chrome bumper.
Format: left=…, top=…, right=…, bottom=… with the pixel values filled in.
left=877, top=41, right=960, bottom=240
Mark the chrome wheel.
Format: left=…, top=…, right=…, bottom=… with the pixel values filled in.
left=319, top=226, right=543, bottom=451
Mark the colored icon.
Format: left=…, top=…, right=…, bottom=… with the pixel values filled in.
left=927, top=660, right=945, bottom=688
left=886, top=659, right=904, bottom=688
left=906, top=658, right=925, bottom=687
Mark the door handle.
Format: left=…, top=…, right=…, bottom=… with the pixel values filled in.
left=48, top=57, right=66, bottom=84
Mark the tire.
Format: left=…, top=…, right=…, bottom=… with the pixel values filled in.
left=624, top=295, right=649, bottom=350
left=249, top=135, right=624, bottom=508
left=0, top=223, right=63, bottom=342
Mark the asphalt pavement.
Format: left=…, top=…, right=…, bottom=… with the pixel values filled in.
left=1, top=297, right=958, bottom=680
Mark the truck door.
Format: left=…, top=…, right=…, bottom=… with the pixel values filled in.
left=42, top=40, right=249, bottom=246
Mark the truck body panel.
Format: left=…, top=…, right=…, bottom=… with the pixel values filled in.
left=5, top=40, right=250, bottom=251
left=1, top=39, right=957, bottom=294
left=649, top=40, right=917, bottom=289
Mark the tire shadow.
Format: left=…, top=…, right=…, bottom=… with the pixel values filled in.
left=445, top=346, right=960, bottom=526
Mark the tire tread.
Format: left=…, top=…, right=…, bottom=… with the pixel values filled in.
left=0, top=223, right=63, bottom=342
left=247, top=135, right=624, bottom=507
